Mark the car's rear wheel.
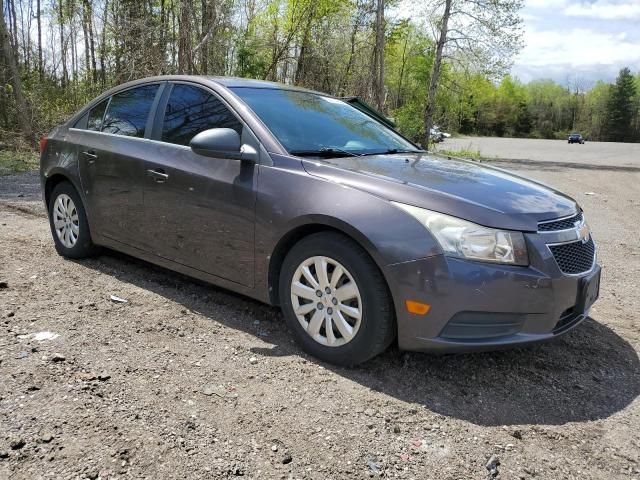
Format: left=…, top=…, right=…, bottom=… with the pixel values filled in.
left=48, top=181, right=99, bottom=258
left=279, top=232, right=395, bottom=366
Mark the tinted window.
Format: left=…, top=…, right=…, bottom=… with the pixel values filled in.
left=230, top=87, right=417, bottom=155
left=102, top=84, right=159, bottom=137
left=161, top=84, right=242, bottom=146
left=87, top=99, right=108, bottom=131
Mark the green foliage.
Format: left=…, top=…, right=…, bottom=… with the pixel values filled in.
left=605, top=67, right=638, bottom=142
left=435, top=146, right=484, bottom=161
left=0, top=149, right=39, bottom=176
left=0, top=0, right=638, bottom=153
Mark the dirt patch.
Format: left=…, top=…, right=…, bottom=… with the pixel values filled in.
left=1, top=162, right=639, bottom=479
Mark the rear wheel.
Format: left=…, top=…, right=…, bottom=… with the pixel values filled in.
left=48, top=181, right=99, bottom=258
left=279, top=232, right=395, bottom=366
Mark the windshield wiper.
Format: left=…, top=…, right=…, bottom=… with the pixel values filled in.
left=358, top=148, right=426, bottom=156
left=289, top=147, right=361, bottom=158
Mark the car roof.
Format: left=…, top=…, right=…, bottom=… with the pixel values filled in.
left=112, top=75, right=332, bottom=97
left=65, top=75, right=330, bottom=126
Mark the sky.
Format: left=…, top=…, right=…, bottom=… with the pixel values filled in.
left=512, top=0, right=640, bottom=86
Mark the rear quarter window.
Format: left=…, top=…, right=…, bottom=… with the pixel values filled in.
left=87, top=99, right=109, bottom=131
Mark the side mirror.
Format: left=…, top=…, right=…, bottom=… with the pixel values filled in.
left=190, top=128, right=243, bottom=160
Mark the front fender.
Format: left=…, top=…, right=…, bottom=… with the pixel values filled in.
left=254, top=155, right=442, bottom=303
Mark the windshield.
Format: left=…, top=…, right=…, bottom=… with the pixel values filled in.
left=230, top=87, right=419, bottom=156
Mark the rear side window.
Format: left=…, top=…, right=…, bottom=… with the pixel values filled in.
left=87, top=99, right=108, bottom=131
left=102, top=84, right=159, bottom=137
left=161, top=84, right=242, bottom=146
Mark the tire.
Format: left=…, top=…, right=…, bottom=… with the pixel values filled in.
left=48, top=181, right=99, bottom=258
left=279, top=232, right=395, bottom=366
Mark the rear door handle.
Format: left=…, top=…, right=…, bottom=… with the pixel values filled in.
left=147, top=168, right=169, bottom=183
left=82, top=150, right=98, bottom=163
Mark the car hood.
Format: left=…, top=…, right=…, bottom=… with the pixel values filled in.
left=301, top=153, right=579, bottom=232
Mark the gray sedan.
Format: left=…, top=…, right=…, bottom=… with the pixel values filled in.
left=40, top=76, right=601, bottom=365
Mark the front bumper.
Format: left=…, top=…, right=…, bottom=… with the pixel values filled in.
left=384, top=231, right=600, bottom=353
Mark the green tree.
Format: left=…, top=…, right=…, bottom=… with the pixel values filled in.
left=604, top=67, right=637, bottom=142
left=422, top=0, right=524, bottom=148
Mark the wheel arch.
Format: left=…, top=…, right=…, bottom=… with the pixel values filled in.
left=44, top=172, right=80, bottom=208
left=266, top=217, right=388, bottom=306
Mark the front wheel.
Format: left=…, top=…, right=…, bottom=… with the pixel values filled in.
left=48, top=181, right=99, bottom=258
left=279, top=232, right=395, bottom=366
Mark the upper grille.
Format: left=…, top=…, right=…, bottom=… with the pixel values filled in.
left=549, top=237, right=595, bottom=274
left=538, top=212, right=583, bottom=232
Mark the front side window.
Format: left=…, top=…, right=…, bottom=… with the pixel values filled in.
left=161, top=84, right=243, bottom=146
left=87, top=99, right=108, bottom=131
left=230, top=87, right=418, bottom=156
left=102, top=84, right=159, bottom=138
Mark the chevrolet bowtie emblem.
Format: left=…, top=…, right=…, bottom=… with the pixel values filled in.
left=576, top=222, right=590, bottom=242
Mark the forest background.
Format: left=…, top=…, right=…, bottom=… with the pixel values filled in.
left=1, top=0, right=639, bottom=170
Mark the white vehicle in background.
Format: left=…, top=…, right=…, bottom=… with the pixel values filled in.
left=430, top=126, right=450, bottom=143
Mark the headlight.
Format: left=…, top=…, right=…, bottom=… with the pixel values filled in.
left=393, top=202, right=529, bottom=265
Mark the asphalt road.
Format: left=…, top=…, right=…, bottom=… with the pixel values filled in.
left=440, top=136, right=640, bottom=169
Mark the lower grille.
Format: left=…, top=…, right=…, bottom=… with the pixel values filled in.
left=440, top=312, right=526, bottom=340
left=549, top=237, right=595, bottom=274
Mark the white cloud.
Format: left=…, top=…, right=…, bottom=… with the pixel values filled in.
left=516, top=26, right=640, bottom=68
left=526, top=0, right=569, bottom=8
left=563, top=1, right=640, bottom=21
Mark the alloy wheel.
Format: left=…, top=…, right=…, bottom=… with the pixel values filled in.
left=290, top=256, right=362, bottom=347
left=53, top=193, right=80, bottom=248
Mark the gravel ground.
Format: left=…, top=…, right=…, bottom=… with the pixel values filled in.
left=1, top=146, right=639, bottom=479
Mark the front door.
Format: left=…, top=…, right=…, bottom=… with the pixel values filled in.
left=142, top=83, right=257, bottom=287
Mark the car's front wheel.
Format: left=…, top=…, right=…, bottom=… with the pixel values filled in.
left=48, top=181, right=99, bottom=258
left=279, top=232, right=395, bottom=366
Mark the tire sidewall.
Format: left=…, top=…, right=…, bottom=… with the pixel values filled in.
left=48, top=182, right=95, bottom=258
left=279, top=234, right=393, bottom=365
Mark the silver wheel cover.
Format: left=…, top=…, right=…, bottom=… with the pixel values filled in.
left=53, top=193, right=80, bottom=248
left=290, top=256, right=362, bottom=347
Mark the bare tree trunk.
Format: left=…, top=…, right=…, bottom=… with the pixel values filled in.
left=0, top=0, right=33, bottom=144
left=423, top=0, right=452, bottom=150
left=99, top=0, right=108, bottom=86
left=83, top=0, right=97, bottom=84
left=9, top=0, right=18, bottom=52
left=82, top=2, right=91, bottom=83
left=178, top=0, right=192, bottom=74
left=37, top=0, right=43, bottom=80
left=0, top=53, right=7, bottom=127
left=171, top=0, right=177, bottom=71
left=18, top=0, right=29, bottom=70
left=396, top=30, right=409, bottom=108
left=372, top=0, right=385, bottom=110
left=200, top=0, right=209, bottom=73
left=339, top=16, right=360, bottom=96
left=58, top=0, right=68, bottom=88
left=159, top=0, right=166, bottom=71
left=294, top=13, right=314, bottom=85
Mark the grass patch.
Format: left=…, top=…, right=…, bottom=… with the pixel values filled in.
left=0, top=149, right=39, bottom=175
left=435, top=146, right=485, bottom=161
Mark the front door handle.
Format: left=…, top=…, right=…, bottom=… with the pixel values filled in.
left=147, top=168, right=169, bottom=183
left=82, top=150, right=98, bottom=163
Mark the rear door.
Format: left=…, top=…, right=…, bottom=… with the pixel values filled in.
left=141, top=82, right=258, bottom=287
left=77, top=83, right=163, bottom=247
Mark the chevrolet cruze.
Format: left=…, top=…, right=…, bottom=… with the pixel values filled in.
left=40, top=76, right=601, bottom=365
